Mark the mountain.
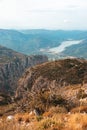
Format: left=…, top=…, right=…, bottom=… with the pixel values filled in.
left=0, top=58, right=87, bottom=130
left=63, top=40, right=87, bottom=58
left=0, top=29, right=87, bottom=59
left=0, top=45, right=48, bottom=95
left=15, top=58, right=87, bottom=113
left=0, top=30, right=87, bottom=129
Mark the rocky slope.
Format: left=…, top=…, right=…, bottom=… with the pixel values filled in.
left=15, top=58, right=87, bottom=112
left=0, top=46, right=48, bottom=95
left=16, top=58, right=87, bottom=96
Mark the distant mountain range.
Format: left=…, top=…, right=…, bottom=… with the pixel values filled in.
left=0, top=29, right=87, bottom=59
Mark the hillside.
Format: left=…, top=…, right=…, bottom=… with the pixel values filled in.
left=15, top=58, right=87, bottom=113
left=0, top=58, right=87, bottom=130
left=0, top=45, right=26, bottom=64
left=63, top=40, right=87, bottom=58
left=0, top=46, right=48, bottom=95
left=0, top=29, right=87, bottom=59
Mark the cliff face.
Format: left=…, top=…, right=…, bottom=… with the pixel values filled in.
left=0, top=46, right=48, bottom=94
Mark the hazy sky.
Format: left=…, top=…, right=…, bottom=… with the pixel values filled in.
left=0, top=0, right=87, bottom=30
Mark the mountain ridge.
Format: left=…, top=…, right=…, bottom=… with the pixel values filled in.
left=0, top=29, right=87, bottom=58
left=15, top=58, right=87, bottom=113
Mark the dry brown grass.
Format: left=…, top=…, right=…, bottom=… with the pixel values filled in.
left=48, top=106, right=68, bottom=114
left=0, top=103, right=17, bottom=116
left=14, top=112, right=36, bottom=122
left=66, top=113, right=87, bottom=130
left=0, top=112, right=37, bottom=130
left=0, top=112, right=87, bottom=130
left=71, top=106, right=87, bottom=113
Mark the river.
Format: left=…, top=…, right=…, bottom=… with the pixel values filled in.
left=48, top=40, right=83, bottom=54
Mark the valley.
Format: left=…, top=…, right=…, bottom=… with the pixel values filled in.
left=0, top=29, right=87, bottom=59
left=0, top=30, right=87, bottom=130
left=48, top=40, right=83, bottom=54
left=0, top=0, right=87, bottom=128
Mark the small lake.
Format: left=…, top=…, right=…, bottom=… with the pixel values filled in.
left=48, top=40, right=83, bottom=54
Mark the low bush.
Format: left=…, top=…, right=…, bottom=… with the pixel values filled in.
left=48, top=106, right=67, bottom=114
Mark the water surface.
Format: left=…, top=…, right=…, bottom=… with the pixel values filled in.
left=49, top=40, right=83, bottom=54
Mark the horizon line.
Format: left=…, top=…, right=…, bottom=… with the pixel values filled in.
left=0, top=28, right=87, bottom=31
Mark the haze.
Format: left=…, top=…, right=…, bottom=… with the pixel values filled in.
left=0, top=0, right=87, bottom=30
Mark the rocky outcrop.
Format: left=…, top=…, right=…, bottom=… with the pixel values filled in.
left=18, top=59, right=87, bottom=95
left=0, top=46, right=48, bottom=94
left=16, top=58, right=87, bottom=98
left=14, top=58, right=87, bottom=113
